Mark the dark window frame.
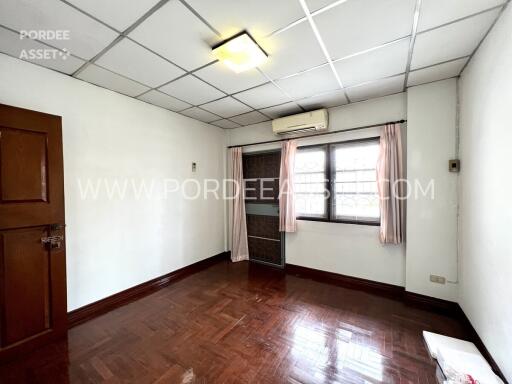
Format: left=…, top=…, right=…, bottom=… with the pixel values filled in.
left=295, top=137, right=381, bottom=226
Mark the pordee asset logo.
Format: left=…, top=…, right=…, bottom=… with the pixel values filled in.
left=18, top=30, right=71, bottom=61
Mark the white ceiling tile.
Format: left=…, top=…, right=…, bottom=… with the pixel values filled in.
left=297, top=90, right=348, bottom=110
left=66, top=0, right=160, bottom=31
left=137, top=90, right=191, bottom=112
left=96, top=39, right=184, bottom=87
left=200, top=97, right=252, bottom=118
left=211, top=119, right=241, bottom=129
left=159, top=75, right=225, bottom=105
left=68, top=0, right=158, bottom=31
left=129, top=0, right=218, bottom=71
left=418, top=0, right=504, bottom=32
left=315, top=0, right=416, bottom=60
left=260, top=102, right=303, bottom=119
left=230, top=111, right=269, bottom=126
left=76, top=64, right=150, bottom=97
left=276, top=66, right=339, bottom=99
left=346, top=75, right=405, bottom=102
left=184, top=0, right=305, bottom=39
left=411, top=9, right=500, bottom=69
left=0, top=27, right=85, bottom=74
left=334, top=38, right=410, bottom=87
left=259, top=22, right=326, bottom=80
left=408, top=58, right=468, bottom=87
left=0, top=0, right=118, bottom=60
left=194, top=61, right=268, bottom=94
left=180, top=107, right=220, bottom=123
left=234, top=83, right=292, bottom=109
left=306, top=0, right=341, bottom=13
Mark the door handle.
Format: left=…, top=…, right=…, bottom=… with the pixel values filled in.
left=41, top=235, right=64, bottom=249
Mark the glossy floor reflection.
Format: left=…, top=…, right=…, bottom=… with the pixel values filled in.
left=0, top=261, right=470, bottom=383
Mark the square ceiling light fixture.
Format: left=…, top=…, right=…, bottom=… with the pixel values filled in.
left=212, top=31, right=268, bottom=73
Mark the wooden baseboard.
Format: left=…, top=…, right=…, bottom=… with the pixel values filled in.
left=285, top=263, right=405, bottom=298
left=285, top=263, right=507, bottom=383
left=403, top=291, right=460, bottom=316
left=67, top=251, right=230, bottom=328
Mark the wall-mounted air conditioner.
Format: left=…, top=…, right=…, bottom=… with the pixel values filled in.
left=272, top=109, right=328, bottom=135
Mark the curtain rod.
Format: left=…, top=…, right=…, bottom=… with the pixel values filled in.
left=227, top=119, right=406, bottom=149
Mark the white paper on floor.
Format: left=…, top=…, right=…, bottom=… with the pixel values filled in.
left=422, top=331, right=504, bottom=384
left=423, top=331, right=479, bottom=359
left=438, top=348, right=503, bottom=384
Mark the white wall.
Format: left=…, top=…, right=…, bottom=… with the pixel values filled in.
left=0, top=53, right=226, bottom=311
left=228, top=94, right=407, bottom=286
left=406, top=79, right=459, bottom=301
left=458, top=5, right=512, bottom=381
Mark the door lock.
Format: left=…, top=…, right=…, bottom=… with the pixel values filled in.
left=41, top=235, right=64, bottom=249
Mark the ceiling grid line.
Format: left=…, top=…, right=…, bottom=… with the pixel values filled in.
left=113, top=0, right=276, bottom=119
left=175, top=0, right=304, bottom=117
left=56, top=0, right=509, bottom=112
left=255, top=68, right=307, bottom=113
left=417, top=2, right=508, bottom=36
left=177, top=0, right=221, bottom=36
left=205, top=107, right=273, bottom=123
left=459, top=0, right=510, bottom=73
left=298, top=0, right=351, bottom=103
left=59, top=0, right=247, bottom=107
left=70, top=0, right=172, bottom=76
left=0, top=0, right=505, bottom=127
left=412, top=55, right=471, bottom=72
left=133, top=58, right=220, bottom=99
left=403, top=0, right=423, bottom=91
left=268, top=0, right=350, bottom=37
left=58, top=0, right=121, bottom=34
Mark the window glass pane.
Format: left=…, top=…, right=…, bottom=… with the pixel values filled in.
left=295, top=193, right=326, bottom=216
left=333, top=140, right=380, bottom=222
left=335, top=194, right=380, bottom=220
left=295, top=182, right=325, bottom=194
left=294, top=147, right=326, bottom=218
left=295, top=150, right=325, bottom=173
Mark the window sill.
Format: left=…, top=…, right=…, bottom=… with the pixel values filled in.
left=297, top=217, right=380, bottom=226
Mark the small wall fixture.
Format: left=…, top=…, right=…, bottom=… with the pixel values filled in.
left=449, top=159, right=460, bottom=173
left=212, top=31, right=268, bottom=73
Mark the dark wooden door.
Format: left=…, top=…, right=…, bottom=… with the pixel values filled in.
left=243, top=151, right=284, bottom=268
left=0, top=104, right=67, bottom=361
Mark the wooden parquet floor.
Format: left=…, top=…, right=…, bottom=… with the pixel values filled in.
left=0, top=260, right=470, bottom=383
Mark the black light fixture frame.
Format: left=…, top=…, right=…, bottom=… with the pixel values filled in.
left=211, top=30, right=269, bottom=58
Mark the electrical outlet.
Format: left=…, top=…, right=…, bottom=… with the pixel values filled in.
left=430, top=275, right=446, bottom=284
left=192, top=162, right=197, bottom=172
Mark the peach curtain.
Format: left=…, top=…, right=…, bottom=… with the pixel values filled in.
left=376, top=123, right=404, bottom=244
left=279, top=140, right=298, bottom=232
left=230, top=147, right=249, bottom=262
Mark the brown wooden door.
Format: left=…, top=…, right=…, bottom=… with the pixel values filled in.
left=0, top=103, right=67, bottom=361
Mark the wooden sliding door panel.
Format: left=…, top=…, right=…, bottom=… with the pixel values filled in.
left=243, top=152, right=280, bottom=203
left=0, top=103, right=67, bottom=362
left=246, top=215, right=279, bottom=240
left=243, top=150, right=284, bottom=268
left=247, top=237, right=282, bottom=266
